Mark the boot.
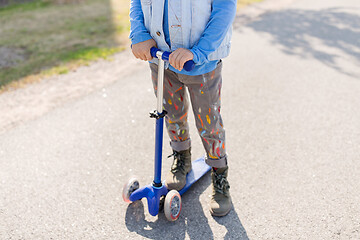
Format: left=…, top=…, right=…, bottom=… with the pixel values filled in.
left=210, top=166, right=232, bottom=216
left=165, top=148, right=192, bottom=191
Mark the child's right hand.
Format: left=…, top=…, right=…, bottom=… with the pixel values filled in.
left=131, top=39, right=157, bottom=61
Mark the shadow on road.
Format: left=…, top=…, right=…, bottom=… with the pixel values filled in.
left=213, top=210, right=249, bottom=240
left=125, top=173, right=249, bottom=239
left=238, top=8, right=360, bottom=78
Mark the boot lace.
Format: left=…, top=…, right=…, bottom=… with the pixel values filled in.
left=168, top=152, right=186, bottom=175
left=213, top=172, right=230, bottom=195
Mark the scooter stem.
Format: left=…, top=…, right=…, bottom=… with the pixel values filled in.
left=153, top=55, right=165, bottom=186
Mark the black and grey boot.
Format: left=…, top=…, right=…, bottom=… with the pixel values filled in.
left=165, top=148, right=192, bottom=191
left=210, top=166, right=232, bottom=216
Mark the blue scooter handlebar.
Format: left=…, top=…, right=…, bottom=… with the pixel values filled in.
left=150, top=47, right=195, bottom=72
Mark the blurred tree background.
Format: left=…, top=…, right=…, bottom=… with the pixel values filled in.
left=0, top=0, right=261, bottom=91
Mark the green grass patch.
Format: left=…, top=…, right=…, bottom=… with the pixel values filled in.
left=62, top=47, right=120, bottom=62
left=0, top=0, right=51, bottom=13
left=0, top=0, right=129, bottom=89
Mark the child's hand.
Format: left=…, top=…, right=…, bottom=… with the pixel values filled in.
left=169, top=48, right=194, bottom=71
left=131, top=39, right=157, bottom=61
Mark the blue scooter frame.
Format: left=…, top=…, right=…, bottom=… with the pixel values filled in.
left=126, top=47, right=211, bottom=220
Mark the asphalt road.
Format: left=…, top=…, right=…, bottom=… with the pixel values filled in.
left=1, top=0, right=360, bottom=239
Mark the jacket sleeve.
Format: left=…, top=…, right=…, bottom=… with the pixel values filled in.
left=129, top=0, right=153, bottom=45
left=190, top=0, right=237, bottom=65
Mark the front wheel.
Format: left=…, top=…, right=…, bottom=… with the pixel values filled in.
left=122, top=178, right=139, bottom=203
left=164, top=190, right=182, bottom=221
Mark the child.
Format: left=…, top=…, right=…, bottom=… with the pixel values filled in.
left=129, top=0, right=237, bottom=216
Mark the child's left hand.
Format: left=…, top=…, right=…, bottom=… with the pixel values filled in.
left=169, top=48, right=194, bottom=71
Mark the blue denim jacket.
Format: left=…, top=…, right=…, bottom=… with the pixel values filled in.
left=130, top=0, right=236, bottom=71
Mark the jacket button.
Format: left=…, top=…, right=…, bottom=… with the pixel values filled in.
left=156, top=31, right=161, bottom=36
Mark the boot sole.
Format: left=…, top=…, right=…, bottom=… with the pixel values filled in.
left=210, top=207, right=231, bottom=217
left=165, top=182, right=185, bottom=191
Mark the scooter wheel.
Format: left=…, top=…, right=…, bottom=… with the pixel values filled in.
left=164, top=190, right=182, bottom=221
left=122, top=178, right=139, bottom=203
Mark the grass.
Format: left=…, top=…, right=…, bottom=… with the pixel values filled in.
left=0, top=0, right=130, bottom=91
left=0, top=0, right=261, bottom=92
left=0, top=0, right=51, bottom=13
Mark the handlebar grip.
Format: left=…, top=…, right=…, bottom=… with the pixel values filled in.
left=150, top=47, right=195, bottom=72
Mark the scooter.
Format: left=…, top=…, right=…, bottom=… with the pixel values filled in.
left=122, top=47, right=211, bottom=221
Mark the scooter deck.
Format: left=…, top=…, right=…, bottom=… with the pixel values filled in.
left=179, top=156, right=211, bottom=195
